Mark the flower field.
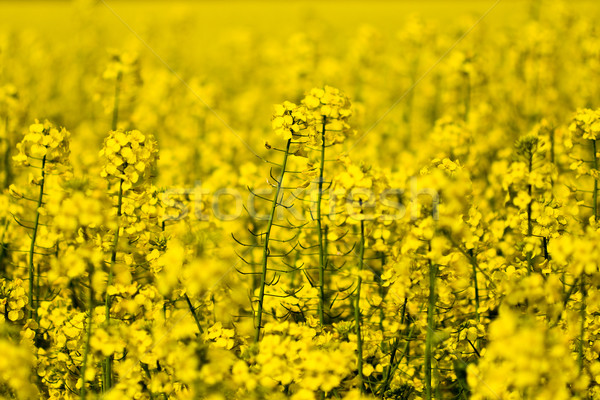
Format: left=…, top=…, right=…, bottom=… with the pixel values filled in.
left=2, top=0, right=600, bottom=399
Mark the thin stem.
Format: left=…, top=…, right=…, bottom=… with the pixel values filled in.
left=550, top=127, right=555, bottom=165
left=577, top=139, right=599, bottom=370
left=80, top=264, right=95, bottom=400
left=27, top=155, right=46, bottom=320
left=527, top=149, right=533, bottom=236
left=469, top=249, right=480, bottom=323
left=378, top=253, right=386, bottom=333
left=592, top=139, right=598, bottom=221
left=254, top=139, right=291, bottom=343
left=317, top=116, right=327, bottom=326
left=380, top=298, right=410, bottom=398
left=111, top=72, right=122, bottom=131
left=103, top=178, right=123, bottom=390
left=578, top=274, right=586, bottom=371
left=463, top=71, right=471, bottom=122
left=2, top=116, right=12, bottom=189
left=0, top=220, right=9, bottom=279
left=184, top=293, right=204, bottom=334
left=469, top=248, right=480, bottom=352
left=527, top=150, right=534, bottom=274
left=425, top=257, right=437, bottom=400
left=354, top=212, right=365, bottom=394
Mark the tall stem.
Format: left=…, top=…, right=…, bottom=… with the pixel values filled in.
left=184, top=293, right=204, bottom=334
left=592, top=139, right=598, bottom=221
left=27, top=155, right=46, bottom=320
left=463, top=72, right=471, bottom=122
left=425, top=257, right=437, bottom=400
left=526, top=150, right=534, bottom=274
left=102, top=71, right=122, bottom=391
left=255, top=139, right=291, bottom=343
left=527, top=150, right=533, bottom=237
left=2, top=117, right=12, bottom=190
left=0, top=220, right=8, bottom=278
left=380, top=298, right=409, bottom=398
left=317, top=116, right=327, bottom=326
left=111, top=73, right=122, bottom=131
left=578, top=139, right=600, bottom=370
left=469, top=249, right=480, bottom=323
left=354, top=213, right=365, bottom=393
left=469, top=248, right=480, bottom=352
left=578, top=274, right=586, bottom=372
left=80, top=263, right=95, bottom=400
left=104, top=178, right=123, bottom=390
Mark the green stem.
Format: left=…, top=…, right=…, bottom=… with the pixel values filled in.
left=27, top=155, right=46, bottom=320
left=463, top=71, right=471, bottom=122
left=184, top=293, right=204, bottom=334
left=469, top=248, right=480, bottom=352
left=380, top=298, right=411, bottom=398
left=0, top=220, right=8, bottom=278
left=2, top=116, right=12, bottom=190
left=317, top=116, right=327, bottom=326
left=578, top=274, right=586, bottom=371
left=104, top=178, right=123, bottom=390
left=80, top=263, right=95, bottom=400
left=355, top=214, right=365, bottom=393
left=104, top=75, right=123, bottom=390
left=378, top=252, right=386, bottom=333
left=425, top=258, right=437, bottom=400
left=527, top=150, right=533, bottom=274
left=254, top=139, right=291, bottom=343
left=469, top=249, right=480, bottom=323
left=592, top=139, right=598, bottom=221
left=111, top=73, right=122, bottom=131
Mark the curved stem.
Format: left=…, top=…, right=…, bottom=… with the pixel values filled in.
left=317, top=116, right=327, bottom=326
left=28, top=155, right=46, bottom=320
left=254, top=139, right=291, bottom=343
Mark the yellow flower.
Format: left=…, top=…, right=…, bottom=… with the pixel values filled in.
left=100, top=129, right=158, bottom=189
left=13, top=119, right=70, bottom=169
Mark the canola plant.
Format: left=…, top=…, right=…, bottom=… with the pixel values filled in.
left=1, top=0, right=600, bottom=399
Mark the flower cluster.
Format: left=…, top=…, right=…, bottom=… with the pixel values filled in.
left=569, top=108, right=600, bottom=141
left=99, top=129, right=158, bottom=191
left=13, top=120, right=70, bottom=169
left=467, top=310, right=580, bottom=400
left=302, top=86, right=354, bottom=145
left=271, top=100, right=309, bottom=141
left=0, top=279, right=27, bottom=323
left=4, top=2, right=600, bottom=399
left=0, top=337, right=38, bottom=399
left=249, top=322, right=356, bottom=395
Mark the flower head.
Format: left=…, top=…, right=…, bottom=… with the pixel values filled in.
left=569, top=108, right=600, bottom=141
left=100, top=129, right=158, bottom=191
left=302, top=86, right=354, bottom=145
left=271, top=101, right=309, bottom=141
left=13, top=120, right=70, bottom=168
